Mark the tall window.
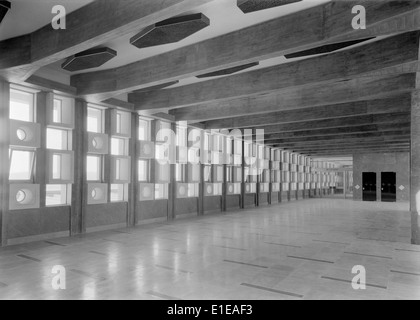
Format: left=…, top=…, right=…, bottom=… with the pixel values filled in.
left=45, top=95, right=74, bottom=207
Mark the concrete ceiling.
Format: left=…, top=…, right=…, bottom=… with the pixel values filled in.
left=33, top=0, right=330, bottom=85
left=0, top=0, right=95, bottom=41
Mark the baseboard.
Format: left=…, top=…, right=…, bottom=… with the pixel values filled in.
left=136, top=216, right=168, bottom=225
left=7, top=230, right=70, bottom=246
left=86, top=222, right=128, bottom=234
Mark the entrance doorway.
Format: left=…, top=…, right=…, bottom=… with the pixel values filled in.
left=362, top=172, right=376, bottom=201
left=381, top=172, right=396, bottom=202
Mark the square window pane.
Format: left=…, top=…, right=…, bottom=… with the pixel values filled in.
left=10, top=89, right=34, bottom=122
left=47, top=128, right=69, bottom=150
left=9, top=150, right=34, bottom=180
left=87, top=155, right=101, bottom=181
left=155, top=184, right=168, bottom=200
left=110, top=184, right=125, bottom=202
left=87, top=107, right=103, bottom=133
left=46, top=184, right=69, bottom=206
left=111, top=138, right=127, bottom=156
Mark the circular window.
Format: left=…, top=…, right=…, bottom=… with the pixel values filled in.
left=16, top=128, right=27, bottom=141
left=228, top=185, right=233, bottom=193
left=206, top=185, right=213, bottom=194
left=91, top=188, right=103, bottom=201
left=179, top=186, right=186, bottom=196
left=16, top=190, right=26, bottom=203
left=92, top=137, right=104, bottom=150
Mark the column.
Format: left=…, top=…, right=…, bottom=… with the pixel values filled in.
left=0, top=81, right=10, bottom=246
left=411, top=89, right=420, bottom=245
left=71, top=99, right=87, bottom=235
left=128, top=113, right=138, bottom=227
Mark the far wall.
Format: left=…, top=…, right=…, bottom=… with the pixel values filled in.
left=353, top=152, right=409, bottom=202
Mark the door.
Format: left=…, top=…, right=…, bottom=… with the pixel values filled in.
left=381, top=172, right=396, bottom=202
left=362, top=172, right=376, bottom=201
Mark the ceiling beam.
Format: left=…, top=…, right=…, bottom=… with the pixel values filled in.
left=130, top=32, right=419, bottom=111
left=306, top=148, right=410, bottom=156
left=70, top=1, right=420, bottom=100
left=273, top=138, right=411, bottom=147
left=244, top=112, right=410, bottom=136
left=288, top=142, right=410, bottom=151
left=176, top=74, right=415, bottom=122
left=260, top=122, right=410, bottom=141
left=266, top=131, right=410, bottom=144
left=23, top=75, right=77, bottom=96
left=204, top=94, right=411, bottom=129
left=0, top=0, right=215, bottom=81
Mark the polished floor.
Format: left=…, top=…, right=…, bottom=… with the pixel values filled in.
left=0, top=199, right=419, bottom=300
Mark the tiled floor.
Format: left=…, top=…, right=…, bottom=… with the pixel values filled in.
left=0, top=199, right=419, bottom=300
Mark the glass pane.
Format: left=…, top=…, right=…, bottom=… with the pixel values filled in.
left=86, top=155, right=101, bottom=181
left=116, top=113, right=122, bottom=134
left=10, top=89, right=34, bottom=122
left=110, top=184, right=125, bottom=202
left=87, top=107, right=102, bottom=133
left=138, top=160, right=149, bottom=182
left=47, top=128, right=68, bottom=150
left=46, top=184, right=68, bottom=206
left=9, top=150, right=34, bottom=180
left=53, top=99, right=62, bottom=123
left=52, top=154, right=62, bottom=180
left=111, top=138, right=126, bottom=156
left=139, top=118, right=150, bottom=141
left=155, top=184, right=168, bottom=200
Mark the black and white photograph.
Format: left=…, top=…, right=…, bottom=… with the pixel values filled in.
left=0, top=0, right=419, bottom=304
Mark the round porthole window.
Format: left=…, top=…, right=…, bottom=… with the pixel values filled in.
left=91, top=187, right=103, bottom=201
left=16, top=128, right=27, bottom=141
left=206, top=185, right=212, bottom=194
left=16, top=190, right=26, bottom=203
left=92, top=137, right=104, bottom=150
left=228, top=185, right=233, bottom=193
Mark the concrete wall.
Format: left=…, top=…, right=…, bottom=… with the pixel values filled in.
left=204, top=196, right=222, bottom=214
left=259, top=193, right=269, bottom=205
left=6, top=206, right=70, bottom=244
left=353, top=152, right=409, bottom=202
left=86, top=203, right=128, bottom=231
left=226, top=195, right=241, bottom=211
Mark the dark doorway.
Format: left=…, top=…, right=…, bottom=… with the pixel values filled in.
left=381, top=172, right=396, bottom=202
left=362, top=172, right=377, bottom=201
